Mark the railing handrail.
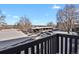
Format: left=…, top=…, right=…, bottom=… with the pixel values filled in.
left=0, top=34, right=56, bottom=53
left=0, top=37, right=32, bottom=51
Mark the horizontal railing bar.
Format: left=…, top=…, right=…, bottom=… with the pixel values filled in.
left=0, top=35, right=55, bottom=52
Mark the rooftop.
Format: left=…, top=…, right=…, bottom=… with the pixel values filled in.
left=0, top=29, right=28, bottom=41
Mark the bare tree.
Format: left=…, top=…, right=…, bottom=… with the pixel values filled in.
left=0, top=10, right=6, bottom=30
left=16, top=16, right=32, bottom=32
left=57, top=4, right=77, bottom=33
left=47, top=22, right=54, bottom=26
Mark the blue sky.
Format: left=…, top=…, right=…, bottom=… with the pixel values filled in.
left=0, top=4, right=65, bottom=25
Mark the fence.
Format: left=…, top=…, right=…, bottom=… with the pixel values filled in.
left=57, top=34, right=79, bottom=54
left=0, top=34, right=79, bottom=54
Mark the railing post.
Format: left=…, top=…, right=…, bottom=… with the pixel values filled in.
left=36, top=44, right=39, bottom=54
left=24, top=48, right=28, bottom=54
left=65, top=37, right=67, bottom=54
left=47, top=39, right=49, bottom=54
left=61, top=36, right=63, bottom=54
left=56, top=34, right=59, bottom=53
left=44, top=41, right=47, bottom=54
left=69, top=38, right=72, bottom=54
left=41, top=42, right=43, bottom=54
left=50, top=37, right=52, bottom=54
left=50, top=35, right=57, bottom=54
left=74, top=39, right=78, bottom=54
left=31, top=46, right=35, bottom=54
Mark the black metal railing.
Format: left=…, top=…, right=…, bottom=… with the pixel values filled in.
left=0, top=34, right=79, bottom=54
left=56, top=34, right=79, bottom=54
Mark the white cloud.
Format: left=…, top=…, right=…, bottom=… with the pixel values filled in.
left=13, top=16, right=19, bottom=19
left=52, top=5, right=61, bottom=9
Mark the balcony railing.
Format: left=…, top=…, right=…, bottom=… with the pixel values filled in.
left=0, top=34, right=79, bottom=54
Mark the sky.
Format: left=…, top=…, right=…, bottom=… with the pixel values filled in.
left=0, top=4, right=65, bottom=25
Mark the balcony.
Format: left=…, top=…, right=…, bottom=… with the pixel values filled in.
left=0, top=34, right=79, bottom=54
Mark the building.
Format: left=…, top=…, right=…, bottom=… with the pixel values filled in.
left=32, top=25, right=53, bottom=33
